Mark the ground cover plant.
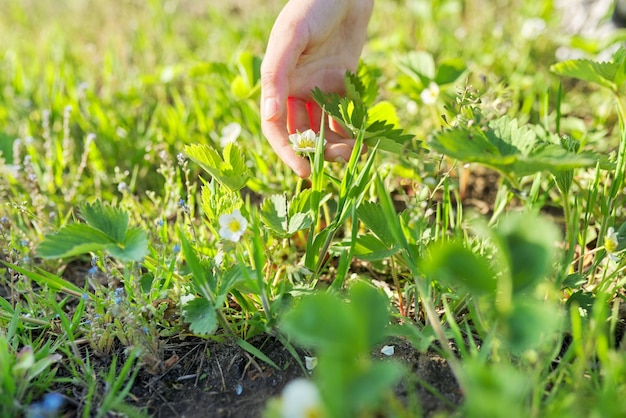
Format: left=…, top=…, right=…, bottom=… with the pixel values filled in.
left=2, top=0, right=626, bottom=417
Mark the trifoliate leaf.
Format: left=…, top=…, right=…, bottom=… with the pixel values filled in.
left=38, top=202, right=148, bottom=262
left=37, top=224, right=114, bottom=259
left=429, top=116, right=599, bottom=178
left=80, top=200, right=129, bottom=242
left=107, top=228, right=149, bottom=262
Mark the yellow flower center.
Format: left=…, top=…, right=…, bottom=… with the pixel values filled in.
left=299, top=138, right=315, bottom=149
left=228, top=219, right=241, bottom=232
left=605, top=236, right=618, bottom=253
left=305, top=407, right=323, bottom=418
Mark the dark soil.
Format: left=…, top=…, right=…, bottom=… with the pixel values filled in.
left=125, top=337, right=460, bottom=418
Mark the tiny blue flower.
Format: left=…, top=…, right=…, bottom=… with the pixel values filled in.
left=26, top=392, right=64, bottom=418
left=81, top=293, right=89, bottom=300
left=42, top=392, right=64, bottom=412
left=173, top=244, right=181, bottom=254
left=178, top=199, right=186, bottom=207
left=143, top=327, right=149, bottom=334
left=156, top=219, right=165, bottom=227
left=20, top=239, right=29, bottom=247
left=114, top=288, right=124, bottom=296
left=114, top=297, right=122, bottom=305
left=88, top=266, right=98, bottom=276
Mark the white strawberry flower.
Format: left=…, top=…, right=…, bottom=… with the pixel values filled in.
left=289, top=129, right=325, bottom=153
left=218, top=209, right=248, bottom=242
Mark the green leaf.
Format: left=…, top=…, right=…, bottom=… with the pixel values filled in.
left=388, top=323, right=438, bottom=352
left=311, top=74, right=415, bottom=158
left=259, top=194, right=288, bottom=236
left=397, top=51, right=436, bottom=85
left=281, top=291, right=355, bottom=352
left=348, top=362, right=405, bottom=412
left=287, top=212, right=312, bottom=234
left=350, top=233, right=399, bottom=261
left=429, top=116, right=599, bottom=178
left=434, top=58, right=466, bottom=85
left=216, top=264, right=247, bottom=305
left=37, top=224, right=114, bottom=259
left=421, top=240, right=497, bottom=295
left=185, top=143, right=250, bottom=192
left=107, top=228, right=149, bottom=262
left=38, top=201, right=147, bottom=262
left=1, top=262, right=84, bottom=298
left=503, top=299, right=562, bottom=354
left=496, top=213, right=561, bottom=293
left=368, top=101, right=400, bottom=129
left=184, top=297, right=218, bottom=335
left=363, top=119, right=415, bottom=156
left=350, top=282, right=390, bottom=348
left=357, top=201, right=396, bottom=246
left=80, top=200, right=129, bottom=242
left=550, top=58, right=621, bottom=91
left=179, top=229, right=217, bottom=298
left=236, top=338, right=280, bottom=369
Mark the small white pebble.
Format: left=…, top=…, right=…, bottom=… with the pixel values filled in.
left=304, top=356, right=317, bottom=371
left=381, top=345, right=395, bottom=356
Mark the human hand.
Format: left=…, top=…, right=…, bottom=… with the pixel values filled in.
left=261, top=0, right=374, bottom=178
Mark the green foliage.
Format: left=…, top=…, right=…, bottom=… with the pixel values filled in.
left=493, top=212, right=561, bottom=294
left=281, top=282, right=404, bottom=418
left=550, top=48, right=626, bottom=92
left=37, top=201, right=148, bottom=262
left=185, top=142, right=251, bottom=192
left=429, top=116, right=600, bottom=181
left=421, top=240, right=497, bottom=295
left=259, top=194, right=312, bottom=238
left=311, top=71, right=415, bottom=156
left=179, top=229, right=246, bottom=335
left=0, top=325, right=62, bottom=417
left=4, top=2, right=626, bottom=417
left=397, top=50, right=466, bottom=87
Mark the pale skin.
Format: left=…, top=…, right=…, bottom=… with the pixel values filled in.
left=261, top=0, right=374, bottom=178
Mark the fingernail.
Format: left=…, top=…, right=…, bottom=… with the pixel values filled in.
left=334, top=156, right=347, bottom=163
left=263, top=98, right=278, bottom=120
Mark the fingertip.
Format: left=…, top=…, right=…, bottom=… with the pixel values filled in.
left=281, top=148, right=312, bottom=178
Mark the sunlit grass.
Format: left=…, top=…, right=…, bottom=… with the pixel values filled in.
left=2, top=0, right=626, bottom=417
